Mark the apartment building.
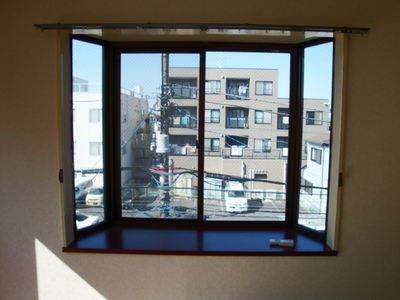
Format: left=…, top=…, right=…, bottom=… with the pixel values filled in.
left=72, top=77, right=150, bottom=186
left=166, top=67, right=330, bottom=199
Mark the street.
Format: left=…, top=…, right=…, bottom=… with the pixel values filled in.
left=76, top=194, right=326, bottom=226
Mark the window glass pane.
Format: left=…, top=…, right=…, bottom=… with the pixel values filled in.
left=72, top=39, right=105, bottom=230
left=298, top=42, right=333, bottom=231
left=255, top=110, right=272, bottom=124
left=277, top=108, right=289, bottom=129
left=120, top=53, right=199, bottom=219
left=255, top=81, right=273, bottom=95
left=211, top=110, right=220, bottom=123
left=205, top=80, right=221, bottom=94
left=204, top=51, right=290, bottom=221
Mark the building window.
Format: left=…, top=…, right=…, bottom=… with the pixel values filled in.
left=255, top=81, right=273, bottom=95
left=306, top=111, right=323, bottom=125
left=169, top=107, right=197, bottom=128
left=170, top=78, right=197, bottom=99
left=311, top=147, right=322, bottom=164
left=303, top=179, right=313, bottom=195
left=255, top=110, right=272, bottom=124
left=226, top=108, right=248, bottom=128
left=121, top=140, right=127, bottom=155
left=64, top=35, right=341, bottom=254
left=205, top=109, right=220, bottom=123
left=121, top=109, right=127, bottom=123
left=205, top=80, right=221, bottom=94
left=226, top=79, right=249, bottom=100
left=254, top=138, right=271, bottom=153
left=89, top=109, right=102, bottom=122
left=254, top=173, right=267, bottom=179
left=277, top=108, right=289, bottom=129
left=89, top=142, right=103, bottom=156
left=205, top=138, right=220, bottom=152
left=225, top=135, right=248, bottom=148
left=276, top=136, right=289, bottom=149
left=170, top=135, right=197, bottom=147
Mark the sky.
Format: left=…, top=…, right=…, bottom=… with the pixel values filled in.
left=72, top=40, right=333, bottom=102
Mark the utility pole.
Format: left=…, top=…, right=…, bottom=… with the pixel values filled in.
left=159, top=53, right=170, bottom=218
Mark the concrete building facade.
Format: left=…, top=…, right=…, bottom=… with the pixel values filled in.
left=167, top=67, right=330, bottom=200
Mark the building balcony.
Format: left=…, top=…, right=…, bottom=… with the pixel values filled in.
left=168, top=146, right=305, bottom=160
left=169, top=116, right=197, bottom=128
left=226, top=117, right=248, bottom=129
left=171, top=86, right=197, bottom=99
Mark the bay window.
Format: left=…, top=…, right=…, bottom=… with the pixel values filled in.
left=55, top=26, right=352, bottom=254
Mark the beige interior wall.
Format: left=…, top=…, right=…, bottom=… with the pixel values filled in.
left=1, top=0, right=399, bottom=299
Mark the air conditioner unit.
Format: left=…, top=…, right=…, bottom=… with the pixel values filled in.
left=230, top=147, right=243, bottom=156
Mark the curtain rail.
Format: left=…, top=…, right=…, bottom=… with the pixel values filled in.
left=34, top=23, right=370, bottom=34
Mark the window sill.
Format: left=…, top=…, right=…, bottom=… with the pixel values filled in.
left=63, top=226, right=337, bottom=256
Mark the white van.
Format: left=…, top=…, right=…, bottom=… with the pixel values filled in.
left=224, top=181, right=248, bottom=213
left=85, top=186, right=104, bottom=206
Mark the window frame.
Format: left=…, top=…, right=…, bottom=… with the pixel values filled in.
left=205, top=109, right=220, bottom=123
left=276, top=136, right=289, bottom=149
left=311, top=147, right=322, bottom=164
left=254, top=138, right=272, bottom=153
left=205, top=80, right=221, bottom=94
left=89, top=108, right=102, bottom=123
left=277, top=107, right=290, bottom=129
left=225, top=107, right=249, bottom=128
left=255, top=81, right=273, bottom=96
left=57, top=35, right=343, bottom=253
left=170, top=77, right=198, bottom=99
left=225, top=78, right=250, bottom=100
left=204, top=137, right=220, bottom=152
left=89, top=141, right=103, bottom=156
left=306, top=110, right=323, bottom=125
left=255, top=110, right=272, bottom=124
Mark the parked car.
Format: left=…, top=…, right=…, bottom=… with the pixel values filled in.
left=85, top=186, right=104, bottom=206
left=76, top=213, right=100, bottom=230
left=74, top=176, right=93, bottom=206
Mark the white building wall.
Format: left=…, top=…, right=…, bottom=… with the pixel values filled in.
left=303, top=141, right=330, bottom=205
left=73, top=92, right=104, bottom=171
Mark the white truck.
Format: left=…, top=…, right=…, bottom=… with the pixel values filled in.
left=204, top=178, right=248, bottom=213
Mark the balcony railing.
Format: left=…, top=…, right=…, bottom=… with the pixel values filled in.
left=168, top=146, right=305, bottom=160
left=169, top=116, right=197, bottom=128
left=172, top=87, right=197, bottom=99
left=226, top=87, right=249, bottom=100
left=170, top=145, right=197, bottom=155
left=226, top=117, right=248, bottom=128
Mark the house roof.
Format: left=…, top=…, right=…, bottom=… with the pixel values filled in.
left=306, top=134, right=331, bottom=146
